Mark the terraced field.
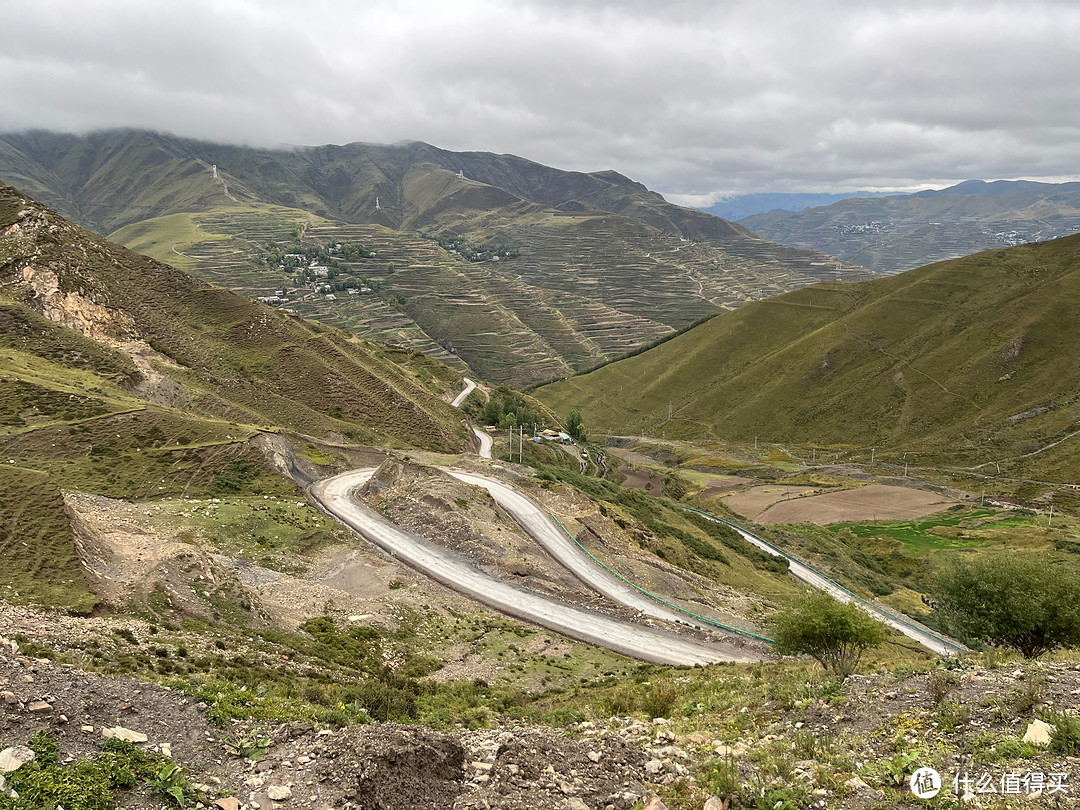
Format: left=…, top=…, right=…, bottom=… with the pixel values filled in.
left=114, top=204, right=873, bottom=387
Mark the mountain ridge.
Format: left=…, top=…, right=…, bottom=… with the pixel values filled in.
left=740, top=178, right=1080, bottom=273
left=533, top=233, right=1080, bottom=483
left=0, top=129, right=873, bottom=387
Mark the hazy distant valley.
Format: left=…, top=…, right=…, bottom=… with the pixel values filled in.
left=739, top=179, right=1080, bottom=274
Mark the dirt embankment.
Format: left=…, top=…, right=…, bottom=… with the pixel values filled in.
left=0, top=634, right=657, bottom=810
left=358, top=458, right=608, bottom=607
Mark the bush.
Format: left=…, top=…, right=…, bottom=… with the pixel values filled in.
left=1047, top=710, right=1080, bottom=756
left=771, top=591, right=886, bottom=678
left=935, top=552, right=1080, bottom=659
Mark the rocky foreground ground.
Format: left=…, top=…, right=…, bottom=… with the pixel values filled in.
left=4, top=633, right=1080, bottom=809
left=1, top=642, right=655, bottom=810
left=3, top=588, right=1080, bottom=810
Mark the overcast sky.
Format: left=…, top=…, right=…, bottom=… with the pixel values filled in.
left=3, top=0, right=1079, bottom=205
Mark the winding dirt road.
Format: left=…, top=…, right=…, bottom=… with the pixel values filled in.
left=310, top=469, right=764, bottom=665
left=441, top=469, right=741, bottom=635
left=451, top=377, right=477, bottom=407
left=687, top=508, right=967, bottom=656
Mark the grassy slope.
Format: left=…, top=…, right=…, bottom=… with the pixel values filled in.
left=0, top=182, right=468, bottom=452
left=535, top=235, right=1080, bottom=479
left=0, top=180, right=475, bottom=612
left=108, top=211, right=231, bottom=268
left=0, top=466, right=97, bottom=612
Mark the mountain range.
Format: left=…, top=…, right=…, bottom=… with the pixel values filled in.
left=699, top=191, right=894, bottom=221
left=0, top=129, right=873, bottom=386
left=535, top=232, right=1080, bottom=484
left=740, top=179, right=1080, bottom=274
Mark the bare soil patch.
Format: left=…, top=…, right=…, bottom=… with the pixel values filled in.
left=724, top=485, right=822, bottom=521
left=756, top=484, right=958, bottom=525
left=620, top=467, right=664, bottom=492
left=607, top=447, right=660, bottom=468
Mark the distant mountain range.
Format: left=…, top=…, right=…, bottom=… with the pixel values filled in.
left=699, top=191, right=894, bottom=221
left=0, top=129, right=873, bottom=386
left=739, top=179, right=1080, bottom=274
left=535, top=232, right=1080, bottom=485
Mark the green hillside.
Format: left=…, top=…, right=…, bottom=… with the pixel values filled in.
left=0, top=180, right=474, bottom=608
left=534, top=235, right=1080, bottom=481
left=0, top=130, right=874, bottom=386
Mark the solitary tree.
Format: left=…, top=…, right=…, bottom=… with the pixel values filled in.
left=934, top=552, right=1080, bottom=659
left=566, top=410, right=586, bottom=442
left=772, top=590, right=886, bottom=678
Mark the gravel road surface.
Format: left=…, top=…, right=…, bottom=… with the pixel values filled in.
left=310, top=469, right=764, bottom=665
left=691, top=510, right=967, bottom=656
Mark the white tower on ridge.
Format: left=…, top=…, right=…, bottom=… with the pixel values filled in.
left=457, top=169, right=464, bottom=179
left=375, top=196, right=381, bottom=210
left=212, top=164, right=218, bottom=179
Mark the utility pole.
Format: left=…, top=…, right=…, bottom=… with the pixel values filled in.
left=668, top=402, right=672, bottom=420
left=871, top=447, right=876, bottom=464
left=1049, top=503, right=1054, bottom=527
left=754, top=436, right=758, bottom=451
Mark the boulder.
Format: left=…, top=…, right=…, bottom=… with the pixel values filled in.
left=1023, top=718, right=1054, bottom=746
left=0, top=746, right=35, bottom=774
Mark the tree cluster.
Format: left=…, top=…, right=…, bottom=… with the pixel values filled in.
left=421, top=229, right=520, bottom=263
left=462, top=385, right=541, bottom=430
left=934, top=552, right=1080, bottom=659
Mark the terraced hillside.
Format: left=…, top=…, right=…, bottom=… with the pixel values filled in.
left=535, top=234, right=1080, bottom=482
left=1, top=129, right=874, bottom=386
left=741, top=179, right=1080, bottom=274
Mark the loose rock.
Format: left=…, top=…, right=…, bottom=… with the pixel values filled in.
left=102, top=726, right=148, bottom=743
left=267, top=784, right=292, bottom=801
left=0, top=746, right=35, bottom=774
left=1023, top=718, right=1054, bottom=746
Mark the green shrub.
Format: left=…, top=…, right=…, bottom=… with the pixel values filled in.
left=641, top=684, right=679, bottom=718
left=1047, top=711, right=1080, bottom=756
left=772, top=591, right=886, bottom=678
left=935, top=552, right=1080, bottom=659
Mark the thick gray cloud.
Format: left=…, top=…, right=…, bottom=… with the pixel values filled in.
left=3, top=0, right=1078, bottom=203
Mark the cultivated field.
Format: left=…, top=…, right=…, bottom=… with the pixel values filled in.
left=112, top=203, right=874, bottom=387
left=745, top=484, right=958, bottom=525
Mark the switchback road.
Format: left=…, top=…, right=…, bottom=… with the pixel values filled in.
left=310, top=469, right=764, bottom=665
left=442, top=469, right=748, bottom=636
